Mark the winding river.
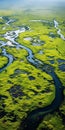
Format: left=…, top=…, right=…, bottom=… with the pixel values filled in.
left=0, top=17, right=64, bottom=130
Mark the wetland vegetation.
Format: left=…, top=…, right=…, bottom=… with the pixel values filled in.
left=0, top=2, right=65, bottom=130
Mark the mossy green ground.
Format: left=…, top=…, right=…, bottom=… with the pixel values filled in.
left=0, top=9, right=65, bottom=130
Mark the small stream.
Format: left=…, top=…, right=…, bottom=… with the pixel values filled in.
left=0, top=17, right=64, bottom=130
left=0, top=48, right=13, bottom=73
left=54, top=20, right=65, bottom=40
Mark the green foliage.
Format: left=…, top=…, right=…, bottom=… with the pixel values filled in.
left=37, top=113, right=65, bottom=130
left=0, top=56, right=8, bottom=68
left=0, top=9, right=65, bottom=130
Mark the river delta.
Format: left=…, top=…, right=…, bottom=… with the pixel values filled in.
left=0, top=10, right=65, bottom=130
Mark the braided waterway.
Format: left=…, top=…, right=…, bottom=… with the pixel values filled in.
left=0, top=17, right=64, bottom=130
